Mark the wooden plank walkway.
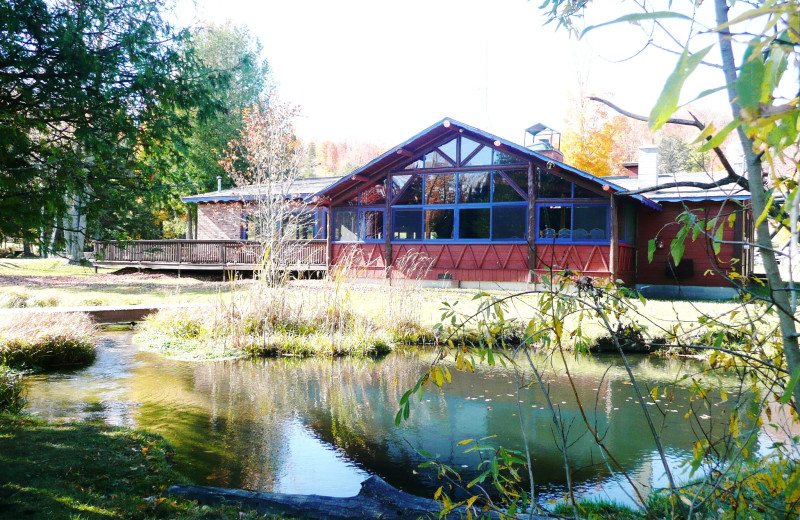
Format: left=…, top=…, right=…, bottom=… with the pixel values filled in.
left=0, top=303, right=196, bottom=324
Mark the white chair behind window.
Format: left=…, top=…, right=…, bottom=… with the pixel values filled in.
left=589, top=228, right=605, bottom=239
left=558, top=228, right=571, bottom=239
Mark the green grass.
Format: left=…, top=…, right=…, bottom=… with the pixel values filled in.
left=0, top=414, right=277, bottom=520
left=552, top=499, right=648, bottom=519
left=0, top=258, right=109, bottom=277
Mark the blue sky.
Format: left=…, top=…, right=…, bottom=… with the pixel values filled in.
left=178, top=0, right=735, bottom=146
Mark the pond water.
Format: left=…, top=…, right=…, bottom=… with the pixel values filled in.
left=24, top=332, right=754, bottom=508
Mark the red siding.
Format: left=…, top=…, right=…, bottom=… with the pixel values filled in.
left=331, top=243, right=530, bottom=282
left=636, top=201, right=743, bottom=288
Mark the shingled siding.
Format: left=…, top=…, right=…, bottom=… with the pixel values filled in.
left=197, top=202, right=244, bottom=240
left=636, top=200, right=745, bottom=287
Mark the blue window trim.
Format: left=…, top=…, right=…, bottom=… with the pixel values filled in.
left=391, top=202, right=528, bottom=243
left=390, top=171, right=529, bottom=243
left=241, top=208, right=327, bottom=240
left=534, top=202, right=611, bottom=244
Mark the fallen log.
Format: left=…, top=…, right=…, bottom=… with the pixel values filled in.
left=168, top=475, right=549, bottom=519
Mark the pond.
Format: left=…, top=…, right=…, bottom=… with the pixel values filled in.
left=24, top=332, right=754, bottom=508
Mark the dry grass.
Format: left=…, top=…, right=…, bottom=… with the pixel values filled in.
left=0, top=311, right=99, bottom=369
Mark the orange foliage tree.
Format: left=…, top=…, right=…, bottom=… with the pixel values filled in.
left=561, top=94, right=628, bottom=177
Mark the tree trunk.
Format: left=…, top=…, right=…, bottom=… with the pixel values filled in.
left=63, top=190, right=88, bottom=264
left=168, top=476, right=542, bottom=520
left=715, top=0, right=800, bottom=411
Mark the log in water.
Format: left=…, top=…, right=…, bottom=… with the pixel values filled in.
left=168, top=475, right=547, bottom=519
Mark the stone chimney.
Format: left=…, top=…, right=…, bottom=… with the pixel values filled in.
left=637, top=145, right=659, bottom=190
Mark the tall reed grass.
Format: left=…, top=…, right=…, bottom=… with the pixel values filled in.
left=0, top=312, right=98, bottom=369
left=138, top=248, right=439, bottom=360
left=0, top=367, right=25, bottom=413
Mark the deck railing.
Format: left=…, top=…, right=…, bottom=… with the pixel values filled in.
left=93, top=240, right=327, bottom=268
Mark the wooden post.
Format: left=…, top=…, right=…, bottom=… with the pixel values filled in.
left=610, top=194, right=618, bottom=282
left=326, top=207, right=333, bottom=271
left=527, top=163, right=536, bottom=283
left=385, top=177, right=392, bottom=279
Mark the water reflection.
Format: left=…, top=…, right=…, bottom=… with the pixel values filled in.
left=25, top=332, right=754, bottom=506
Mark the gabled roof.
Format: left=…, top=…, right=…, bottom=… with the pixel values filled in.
left=181, top=176, right=340, bottom=203
left=310, top=117, right=662, bottom=211
left=608, top=171, right=750, bottom=202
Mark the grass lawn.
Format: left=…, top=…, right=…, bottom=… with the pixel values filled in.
left=0, top=258, right=772, bottom=358
left=0, top=258, right=229, bottom=308
left=0, top=414, right=275, bottom=519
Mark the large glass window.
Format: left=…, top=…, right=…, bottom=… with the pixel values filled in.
left=493, top=171, right=527, bottom=202
left=573, top=183, right=604, bottom=199
left=394, top=209, right=422, bottom=240
left=360, top=184, right=386, bottom=205
left=425, top=173, right=456, bottom=204
left=539, top=206, right=571, bottom=239
left=438, top=139, right=457, bottom=164
left=395, top=176, right=423, bottom=205
left=334, top=210, right=358, bottom=241
left=492, top=206, right=527, bottom=240
left=362, top=210, right=384, bottom=240
left=537, top=169, right=572, bottom=198
left=333, top=209, right=384, bottom=241
left=390, top=171, right=528, bottom=242
left=537, top=204, right=609, bottom=242
left=459, top=208, right=490, bottom=239
left=459, top=172, right=491, bottom=203
left=425, top=209, right=454, bottom=240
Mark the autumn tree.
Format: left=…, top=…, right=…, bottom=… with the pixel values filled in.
left=561, top=89, right=628, bottom=176
left=220, top=97, right=305, bottom=285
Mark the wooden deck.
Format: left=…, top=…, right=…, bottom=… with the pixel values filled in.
left=93, top=240, right=328, bottom=272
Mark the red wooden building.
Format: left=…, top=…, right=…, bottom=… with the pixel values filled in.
left=96, top=118, right=752, bottom=298
left=309, top=118, right=751, bottom=297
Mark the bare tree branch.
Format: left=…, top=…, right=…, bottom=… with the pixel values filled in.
left=588, top=96, right=746, bottom=189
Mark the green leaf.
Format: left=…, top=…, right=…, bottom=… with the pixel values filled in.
left=671, top=226, right=689, bottom=265
left=713, top=224, right=724, bottom=255
left=650, top=45, right=715, bottom=130
left=754, top=194, right=775, bottom=228
left=648, top=238, right=657, bottom=263
left=581, top=11, right=694, bottom=37
left=737, top=38, right=767, bottom=112
left=698, top=119, right=741, bottom=152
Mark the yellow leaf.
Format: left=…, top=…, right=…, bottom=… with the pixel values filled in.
left=457, top=438, right=474, bottom=446
left=650, top=386, right=660, bottom=401
left=434, top=486, right=443, bottom=500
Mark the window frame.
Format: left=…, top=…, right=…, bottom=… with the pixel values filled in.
left=535, top=202, right=611, bottom=244
left=391, top=171, right=528, bottom=244
left=332, top=206, right=385, bottom=243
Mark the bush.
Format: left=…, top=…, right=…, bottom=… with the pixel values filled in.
left=0, top=290, right=29, bottom=308
left=0, top=367, right=25, bottom=413
left=0, top=312, right=98, bottom=370
left=592, top=324, right=654, bottom=354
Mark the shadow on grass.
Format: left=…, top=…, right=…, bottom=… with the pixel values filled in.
left=0, top=414, right=270, bottom=520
